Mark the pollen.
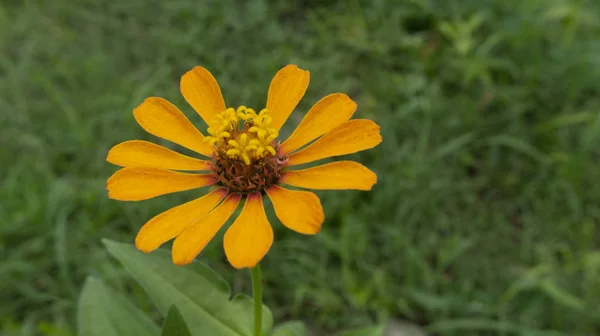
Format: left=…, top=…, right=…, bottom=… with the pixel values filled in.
left=205, top=107, right=284, bottom=194
left=204, top=107, right=278, bottom=165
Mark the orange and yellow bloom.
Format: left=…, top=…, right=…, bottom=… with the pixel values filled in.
left=106, top=65, right=381, bottom=269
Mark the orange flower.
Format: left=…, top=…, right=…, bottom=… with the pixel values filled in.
left=106, top=65, right=381, bottom=269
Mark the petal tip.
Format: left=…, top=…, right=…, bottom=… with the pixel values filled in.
left=182, top=66, right=204, bottom=77
left=105, top=146, right=123, bottom=166
left=285, top=64, right=309, bottom=73
left=282, top=64, right=310, bottom=80
left=226, top=251, right=269, bottom=269
left=228, top=260, right=255, bottom=270
left=106, top=189, right=131, bottom=201
left=363, top=171, right=378, bottom=190
left=134, top=236, right=155, bottom=254
left=336, top=92, right=355, bottom=105
left=135, top=245, right=154, bottom=254
left=367, top=122, right=383, bottom=148
left=305, top=222, right=322, bottom=235
left=132, top=98, right=157, bottom=120
left=105, top=179, right=116, bottom=194
left=172, top=254, right=191, bottom=266
left=134, top=97, right=165, bottom=114
left=105, top=173, right=120, bottom=193
left=180, top=65, right=213, bottom=81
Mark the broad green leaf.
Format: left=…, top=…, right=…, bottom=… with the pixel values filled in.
left=103, top=239, right=273, bottom=336
left=77, top=276, right=160, bottom=336
left=161, top=306, right=192, bottom=336
left=332, top=325, right=384, bottom=336
left=271, top=321, right=308, bottom=336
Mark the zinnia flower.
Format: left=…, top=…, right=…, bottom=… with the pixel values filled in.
left=106, top=65, right=381, bottom=269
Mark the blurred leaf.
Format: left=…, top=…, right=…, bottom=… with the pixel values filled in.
left=103, top=239, right=273, bottom=336
left=584, top=251, right=600, bottom=269
left=428, top=319, right=565, bottom=335
left=431, top=132, right=474, bottom=160
left=501, top=264, right=554, bottom=304
left=77, top=276, right=160, bottom=336
left=161, top=306, right=191, bottom=336
left=534, top=112, right=594, bottom=133
left=332, top=325, right=384, bottom=336
left=271, top=321, right=308, bottom=336
left=539, top=280, right=585, bottom=311
left=402, top=288, right=453, bottom=311
left=487, top=135, right=550, bottom=163
left=438, top=21, right=457, bottom=39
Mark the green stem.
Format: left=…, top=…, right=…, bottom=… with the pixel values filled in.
left=251, top=264, right=262, bottom=336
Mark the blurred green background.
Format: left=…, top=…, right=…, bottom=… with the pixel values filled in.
left=2, top=0, right=600, bottom=335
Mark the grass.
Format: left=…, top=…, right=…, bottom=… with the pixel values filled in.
left=1, top=0, right=600, bottom=335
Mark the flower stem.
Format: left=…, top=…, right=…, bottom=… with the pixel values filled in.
left=251, top=264, right=262, bottom=336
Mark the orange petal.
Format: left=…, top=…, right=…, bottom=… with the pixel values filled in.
left=180, top=66, right=227, bottom=126
left=266, top=65, right=310, bottom=131
left=133, top=97, right=213, bottom=156
left=279, top=93, right=357, bottom=155
left=135, top=188, right=227, bottom=253
left=172, top=194, right=241, bottom=266
left=107, top=140, right=211, bottom=171
left=265, top=185, right=323, bottom=235
left=280, top=161, right=377, bottom=190
left=286, top=119, right=381, bottom=166
left=106, top=167, right=216, bottom=201
left=223, top=193, right=273, bottom=269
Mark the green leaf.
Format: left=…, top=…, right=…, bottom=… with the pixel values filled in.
left=539, top=280, right=585, bottom=311
left=102, top=239, right=273, bottom=336
left=534, top=112, right=594, bottom=133
left=431, top=132, right=474, bottom=160
left=487, top=136, right=550, bottom=163
left=271, top=321, right=308, bottom=336
left=332, top=325, right=384, bottom=336
left=77, top=276, right=160, bottom=336
left=161, top=306, right=192, bottom=336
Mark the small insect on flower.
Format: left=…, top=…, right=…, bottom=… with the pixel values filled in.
left=106, top=65, right=382, bottom=269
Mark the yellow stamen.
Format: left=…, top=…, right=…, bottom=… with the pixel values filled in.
left=204, top=107, right=279, bottom=165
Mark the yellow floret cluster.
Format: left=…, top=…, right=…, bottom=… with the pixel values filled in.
left=204, top=106, right=278, bottom=165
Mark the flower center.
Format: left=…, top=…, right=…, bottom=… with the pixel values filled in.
left=205, top=107, right=284, bottom=193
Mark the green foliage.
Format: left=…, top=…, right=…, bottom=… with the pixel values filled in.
left=80, top=241, right=380, bottom=336
left=77, top=242, right=380, bottom=336
left=103, top=239, right=273, bottom=336
left=271, top=321, right=308, bottom=336
left=161, top=306, right=192, bottom=336
left=331, top=326, right=385, bottom=336
left=2, top=0, right=600, bottom=335
left=77, top=277, right=160, bottom=336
